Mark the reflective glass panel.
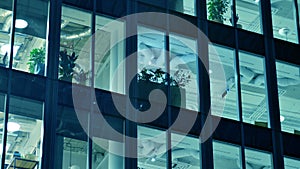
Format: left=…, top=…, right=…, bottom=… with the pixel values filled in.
left=138, top=126, right=166, bottom=169
left=236, top=0, right=262, bottom=33
left=213, top=141, right=241, bottom=169
left=245, top=148, right=273, bottom=169
left=271, top=0, right=298, bottom=43
left=276, top=61, right=300, bottom=134
left=170, top=34, right=199, bottom=111
left=172, top=133, right=200, bottom=169
left=94, top=15, right=125, bottom=94
left=240, top=51, right=268, bottom=127
left=12, top=0, right=48, bottom=75
left=284, top=156, right=300, bottom=169
left=60, top=6, right=91, bottom=85
left=169, top=0, right=196, bottom=16
left=209, top=44, right=238, bottom=120
left=0, top=1, right=12, bottom=68
left=5, top=95, right=43, bottom=167
left=207, top=0, right=232, bottom=26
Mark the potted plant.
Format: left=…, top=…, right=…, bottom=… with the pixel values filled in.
left=207, top=0, right=229, bottom=23
left=59, top=50, right=89, bottom=84
left=27, top=48, right=45, bottom=75
left=130, top=68, right=189, bottom=110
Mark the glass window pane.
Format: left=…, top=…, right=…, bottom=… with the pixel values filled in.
left=0, top=1, right=12, bottom=68
left=138, top=126, right=166, bottom=169
left=172, top=133, right=200, bottom=168
left=0, top=93, right=5, bottom=162
left=170, top=34, right=199, bottom=111
left=209, top=44, right=238, bottom=121
left=207, top=0, right=232, bottom=26
left=94, top=15, right=125, bottom=94
left=284, top=156, right=300, bottom=169
left=169, top=0, right=196, bottom=16
left=276, top=61, right=300, bottom=134
left=12, top=0, right=48, bottom=75
left=245, top=148, right=273, bottom=169
left=55, top=106, right=88, bottom=169
left=60, top=6, right=91, bottom=85
left=240, top=51, right=268, bottom=127
left=213, top=141, right=241, bottom=169
left=62, top=137, right=87, bottom=169
left=271, top=0, right=298, bottom=43
left=5, top=96, right=43, bottom=167
left=236, top=0, right=262, bottom=33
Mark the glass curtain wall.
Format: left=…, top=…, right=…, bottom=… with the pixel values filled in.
left=276, top=61, right=300, bottom=134
left=209, top=44, right=238, bottom=121
left=236, top=0, right=262, bottom=33
left=171, top=133, right=200, bottom=169
left=213, top=140, right=241, bottom=169
left=245, top=148, right=273, bottom=169
left=271, top=0, right=298, bottom=43
left=284, top=156, right=300, bottom=169
left=94, top=15, right=125, bottom=94
left=59, top=6, right=91, bottom=85
left=4, top=95, right=43, bottom=168
left=239, top=51, right=268, bottom=127
left=207, top=0, right=232, bottom=26
left=12, top=0, right=49, bottom=75
left=0, top=1, right=12, bottom=68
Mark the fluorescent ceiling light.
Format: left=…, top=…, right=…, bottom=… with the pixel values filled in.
left=209, top=69, right=213, bottom=74
left=7, top=122, right=21, bottom=132
left=15, top=19, right=28, bottom=29
left=280, top=115, right=285, bottom=122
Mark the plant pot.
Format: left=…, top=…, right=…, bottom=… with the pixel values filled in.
left=130, top=81, right=186, bottom=111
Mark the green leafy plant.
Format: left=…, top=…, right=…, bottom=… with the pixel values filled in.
left=27, top=48, right=45, bottom=74
left=138, top=68, right=191, bottom=87
left=207, top=0, right=229, bottom=23
left=59, top=50, right=89, bottom=84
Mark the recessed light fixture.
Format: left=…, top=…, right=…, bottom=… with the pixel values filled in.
left=7, top=121, right=20, bottom=132
left=15, top=19, right=28, bottom=29
left=151, top=157, right=156, bottom=162
left=0, top=44, right=20, bottom=57
left=209, top=69, right=213, bottom=74
left=280, top=115, right=285, bottom=122
left=254, top=0, right=260, bottom=3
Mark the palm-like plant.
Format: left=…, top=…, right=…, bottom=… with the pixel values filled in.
left=27, top=48, right=45, bottom=75
left=207, top=0, right=229, bottom=23
left=59, top=50, right=78, bottom=81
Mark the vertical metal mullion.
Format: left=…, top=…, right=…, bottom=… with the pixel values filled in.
left=294, top=0, right=300, bottom=43
left=87, top=0, right=96, bottom=168
left=125, top=0, right=137, bottom=169
left=1, top=0, right=17, bottom=168
left=165, top=1, right=172, bottom=169
left=196, top=0, right=213, bottom=169
left=231, top=0, right=246, bottom=169
left=260, top=0, right=284, bottom=169
left=41, top=0, right=62, bottom=168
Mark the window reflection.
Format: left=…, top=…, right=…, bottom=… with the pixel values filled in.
left=60, top=6, right=91, bottom=85
left=284, top=156, right=300, bottom=169
left=0, top=1, right=12, bottom=68
left=271, top=0, right=298, bottom=43
left=209, top=44, right=238, bottom=120
left=236, top=0, right=262, bottom=33
left=245, top=148, right=273, bottom=169
left=94, top=15, right=125, bottom=94
left=5, top=95, right=43, bottom=168
left=138, top=126, right=166, bottom=169
left=276, top=61, right=300, bottom=134
left=213, top=141, right=241, bottom=169
left=169, top=0, right=196, bottom=16
left=240, top=51, right=268, bottom=127
left=12, top=0, right=48, bottom=75
left=172, top=133, right=200, bottom=169
left=207, top=0, right=232, bottom=26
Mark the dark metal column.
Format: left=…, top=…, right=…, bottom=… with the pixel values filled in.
left=261, top=0, right=284, bottom=169
left=125, top=1, right=138, bottom=169
left=197, top=0, right=213, bottom=169
left=41, top=0, right=62, bottom=168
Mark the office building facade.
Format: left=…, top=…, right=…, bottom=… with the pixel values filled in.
left=0, top=0, right=299, bottom=168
